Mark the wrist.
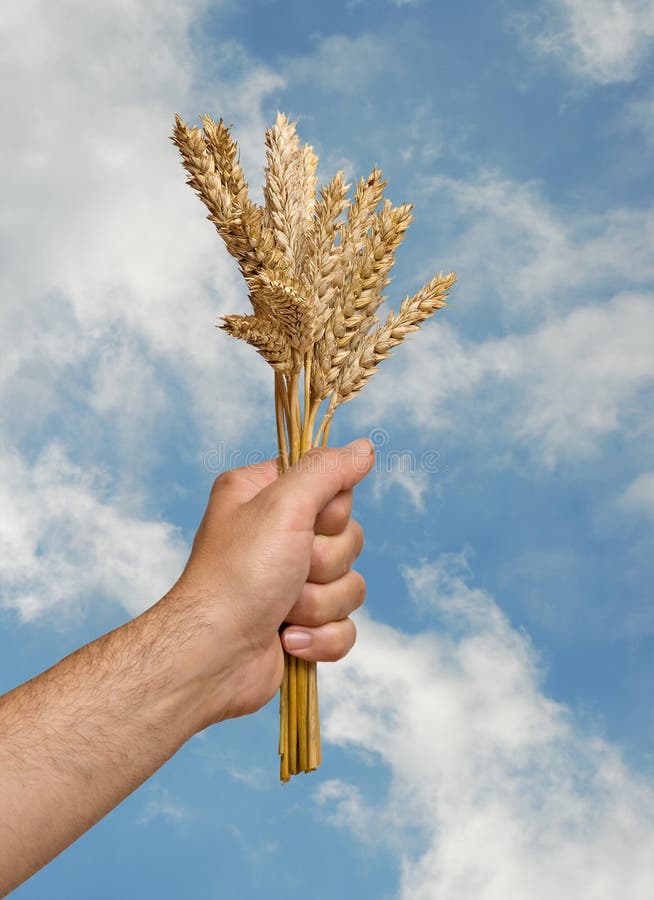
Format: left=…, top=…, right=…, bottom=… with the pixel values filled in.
left=138, top=585, right=241, bottom=735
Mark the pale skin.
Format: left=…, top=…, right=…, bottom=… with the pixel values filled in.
left=0, top=439, right=374, bottom=897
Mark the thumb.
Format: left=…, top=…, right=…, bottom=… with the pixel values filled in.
left=257, top=438, right=374, bottom=528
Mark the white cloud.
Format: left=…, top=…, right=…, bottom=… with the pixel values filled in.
left=372, top=464, right=435, bottom=512
left=350, top=167, right=654, bottom=468
left=318, top=556, right=654, bottom=899
left=283, top=33, right=390, bottom=94
left=0, top=0, right=286, bottom=622
left=396, top=100, right=448, bottom=168
left=226, top=765, right=268, bottom=789
left=0, top=442, right=188, bottom=621
left=619, top=471, right=654, bottom=521
left=516, top=0, right=654, bottom=84
left=503, top=292, right=654, bottom=463
left=138, top=786, right=192, bottom=826
left=0, top=0, right=280, bottom=450
left=355, top=292, right=654, bottom=466
left=346, top=0, right=419, bottom=8
left=625, top=87, right=654, bottom=148
left=421, top=172, right=654, bottom=318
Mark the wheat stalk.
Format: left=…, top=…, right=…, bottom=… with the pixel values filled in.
left=172, top=111, right=456, bottom=782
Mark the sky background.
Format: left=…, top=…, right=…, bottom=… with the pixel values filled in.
left=1, top=0, right=654, bottom=897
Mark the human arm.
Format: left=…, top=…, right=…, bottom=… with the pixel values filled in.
left=0, top=439, right=374, bottom=896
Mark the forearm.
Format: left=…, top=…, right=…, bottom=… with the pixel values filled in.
left=0, top=592, right=214, bottom=896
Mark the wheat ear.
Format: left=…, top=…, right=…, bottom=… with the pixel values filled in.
left=219, top=314, right=293, bottom=375
left=333, top=271, right=456, bottom=405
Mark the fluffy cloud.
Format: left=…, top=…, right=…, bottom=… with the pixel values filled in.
left=0, top=442, right=188, bottom=621
left=355, top=292, right=654, bottom=466
left=517, top=0, right=654, bottom=84
left=351, top=169, right=654, bottom=468
left=619, top=470, right=654, bottom=521
left=502, top=292, right=654, bottom=462
left=372, top=465, right=432, bottom=512
left=138, top=786, right=193, bottom=826
left=318, top=555, right=654, bottom=898
left=283, top=33, right=391, bottom=95
left=0, top=0, right=280, bottom=449
left=421, top=172, right=654, bottom=318
left=0, top=0, right=289, bottom=622
left=625, top=87, right=654, bottom=148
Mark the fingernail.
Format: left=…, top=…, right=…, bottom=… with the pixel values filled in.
left=284, top=630, right=312, bottom=651
left=347, top=438, right=373, bottom=456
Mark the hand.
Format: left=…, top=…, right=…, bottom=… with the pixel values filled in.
left=0, top=438, right=373, bottom=893
left=162, top=438, right=374, bottom=727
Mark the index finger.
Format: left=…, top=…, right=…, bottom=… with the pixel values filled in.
left=314, top=490, right=353, bottom=536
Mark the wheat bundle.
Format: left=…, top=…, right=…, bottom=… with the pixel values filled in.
left=172, top=111, right=455, bottom=781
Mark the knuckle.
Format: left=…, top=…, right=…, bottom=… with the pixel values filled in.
left=346, top=519, right=364, bottom=559
left=302, top=447, right=323, bottom=461
left=300, top=584, right=323, bottom=627
left=307, top=605, right=324, bottom=628
left=336, top=497, right=352, bottom=531
left=339, top=618, right=357, bottom=657
left=351, top=571, right=367, bottom=609
left=329, top=619, right=356, bottom=661
left=301, top=445, right=343, bottom=476
left=312, top=535, right=332, bottom=572
left=299, top=446, right=328, bottom=472
left=324, top=493, right=350, bottom=531
left=211, top=469, right=237, bottom=494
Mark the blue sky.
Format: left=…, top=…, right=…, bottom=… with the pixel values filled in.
left=2, top=0, right=654, bottom=896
